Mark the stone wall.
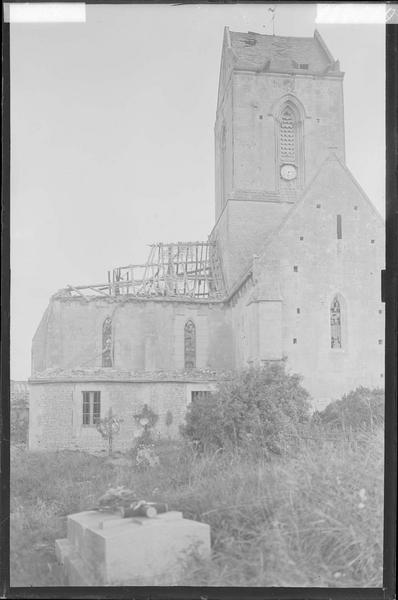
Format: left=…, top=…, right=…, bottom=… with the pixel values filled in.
left=212, top=59, right=346, bottom=289
left=28, top=378, right=218, bottom=452
left=32, top=298, right=234, bottom=375
left=231, top=71, right=345, bottom=193
left=211, top=199, right=292, bottom=289
left=232, top=157, right=385, bottom=408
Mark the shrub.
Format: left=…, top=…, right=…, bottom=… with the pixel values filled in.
left=11, top=404, right=29, bottom=444
left=313, top=387, right=384, bottom=431
left=182, top=363, right=311, bottom=454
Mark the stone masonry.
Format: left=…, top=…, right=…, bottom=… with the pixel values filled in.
left=29, top=28, right=384, bottom=451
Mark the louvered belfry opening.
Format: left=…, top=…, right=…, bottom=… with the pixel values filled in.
left=280, top=106, right=296, bottom=164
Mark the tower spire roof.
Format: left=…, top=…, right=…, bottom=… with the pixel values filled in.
left=227, top=28, right=341, bottom=75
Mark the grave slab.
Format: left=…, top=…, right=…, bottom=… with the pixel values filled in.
left=56, top=510, right=211, bottom=585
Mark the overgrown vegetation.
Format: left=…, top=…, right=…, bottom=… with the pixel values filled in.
left=10, top=381, right=384, bottom=587
left=313, top=386, right=384, bottom=431
left=182, top=364, right=311, bottom=454
left=10, top=404, right=28, bottom=445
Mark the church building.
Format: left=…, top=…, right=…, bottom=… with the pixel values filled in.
left=28, top=29, right=384, bottom=452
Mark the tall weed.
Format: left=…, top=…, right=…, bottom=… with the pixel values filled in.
left=10, top=427, right=383, bottom=587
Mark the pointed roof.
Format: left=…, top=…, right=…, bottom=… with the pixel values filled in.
left=227, top=28, right=342, bottom=76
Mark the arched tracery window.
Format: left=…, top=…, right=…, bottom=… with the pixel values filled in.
left=184, top=320, right=196, bottom=369
left=279, top=106, right=297, bottom=164
left=102, top=316, right=113, bottom=367
left=330, top=297, right=342, bottom=349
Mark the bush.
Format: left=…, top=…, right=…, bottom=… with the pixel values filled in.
left=313, top=387, right=384, bottom=431
left=11, top=404, right=29, bottom=444
left=182, top=363, right=311, bottom=454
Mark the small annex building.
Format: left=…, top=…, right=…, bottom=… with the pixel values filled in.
left=29, top=29, right=384, bottom=452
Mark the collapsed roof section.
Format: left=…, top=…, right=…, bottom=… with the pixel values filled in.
left=56, top=241, right=226, bottom=301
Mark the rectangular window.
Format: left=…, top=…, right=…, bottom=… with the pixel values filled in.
left=82, top=393, right=90, bottom=425
left=93, top=391, right=101, bottom=424
left=191, top=391, right=212, bottom=403
left=337, top=214, right=342, bottom=239
left=82, top=391, right=101, bottom=426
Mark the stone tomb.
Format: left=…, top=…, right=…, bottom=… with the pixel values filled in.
left=55, top=510, right=211, bottom=585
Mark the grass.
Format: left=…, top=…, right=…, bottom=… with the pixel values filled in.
left=10, top=426, right=384, bottom=587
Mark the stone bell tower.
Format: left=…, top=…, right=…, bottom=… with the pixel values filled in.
left=211, top=27, right=345, bottom=289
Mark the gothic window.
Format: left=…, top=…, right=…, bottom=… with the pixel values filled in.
left=280, top=106, right=296, bottom=164
left=330, top=296, right=342, bottom=349
left=102, top=317, right=113, bottom=367
left=82, top=391, right=101, bottom=426
left=184, top=320, right=196, bottom=369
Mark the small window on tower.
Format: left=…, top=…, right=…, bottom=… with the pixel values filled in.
left=337, top=215, right=342, bottom=239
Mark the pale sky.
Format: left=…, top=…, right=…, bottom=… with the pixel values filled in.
left=10, top=3, right=385, bottom=380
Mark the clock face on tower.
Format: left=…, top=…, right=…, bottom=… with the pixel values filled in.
left=280, top=164, right=297, bottom=181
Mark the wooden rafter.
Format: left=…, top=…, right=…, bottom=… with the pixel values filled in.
left=57, top=241, right=226, bottom=300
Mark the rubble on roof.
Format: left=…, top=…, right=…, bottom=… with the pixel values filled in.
left=30, top=366, right=233, bottom=382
